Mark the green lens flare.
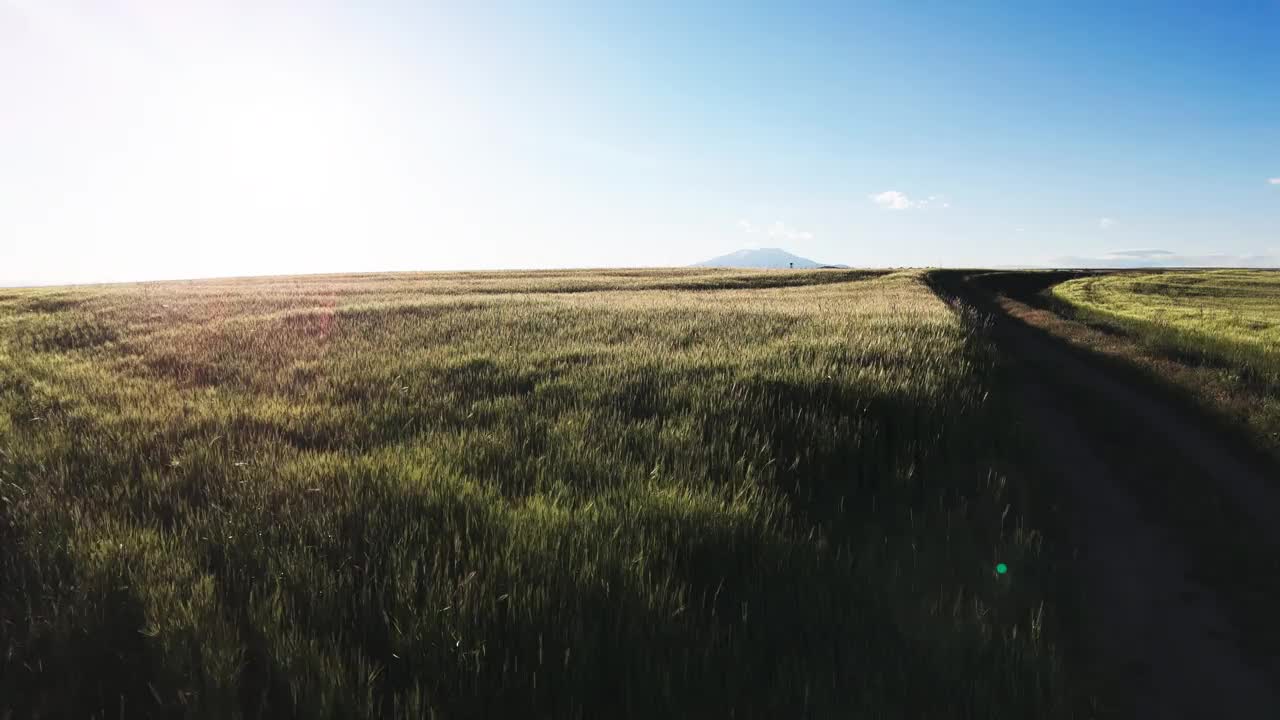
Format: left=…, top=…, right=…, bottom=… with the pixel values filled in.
left=995, top=563, right=1008, bottom=574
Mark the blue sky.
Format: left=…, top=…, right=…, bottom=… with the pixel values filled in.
left=1, top=1, right=1277, bottom=285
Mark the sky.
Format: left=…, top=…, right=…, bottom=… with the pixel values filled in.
left=2, top=1, right=1278, bottom=285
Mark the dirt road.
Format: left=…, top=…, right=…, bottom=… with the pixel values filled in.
left=934, top=271, right=1280, bottom=719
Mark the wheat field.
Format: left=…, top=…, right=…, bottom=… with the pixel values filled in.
left=0, top=269, right=1062, bottom=718
left=1053, top=269, right=1280, bottom=453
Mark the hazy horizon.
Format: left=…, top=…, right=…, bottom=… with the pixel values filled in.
left=8, top=252, right=1280, bottom=290
left=3, top=1, right=1277, bottom=286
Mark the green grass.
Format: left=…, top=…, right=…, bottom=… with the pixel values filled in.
left=1053, top=270, right=1280, bottom=450
left=1, top=268, right=1066, bottom=718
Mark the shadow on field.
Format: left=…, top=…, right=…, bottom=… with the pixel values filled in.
left=0, top=531, right=162, bottom=718
left=928, top=270, right=1280, bottom=719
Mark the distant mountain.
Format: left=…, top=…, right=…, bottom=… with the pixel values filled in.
left=693, top=248, right=847, bottom=269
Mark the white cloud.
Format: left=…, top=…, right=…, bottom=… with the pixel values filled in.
left=1269, top=178, right=1280, bottom=185
left=869, top=190, right=915, bottom=210
left=767, top=221, right=813, bottom=242
left=869, top=190, right=949, bottom=210
left=1098, top=217, right=1116, bottom=230
left=738, top=219, right=813, bottom=242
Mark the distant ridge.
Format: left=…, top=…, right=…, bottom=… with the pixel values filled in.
left=694, top=248, right=847, bottom=269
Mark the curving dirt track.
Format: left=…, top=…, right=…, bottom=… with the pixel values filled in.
left=931, top=271, right=1280, bottom=719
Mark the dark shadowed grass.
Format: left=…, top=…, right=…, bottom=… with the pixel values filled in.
left=936, top=268, right=1280, bottom=715
left=1, top=268, right=1067, bottom=717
